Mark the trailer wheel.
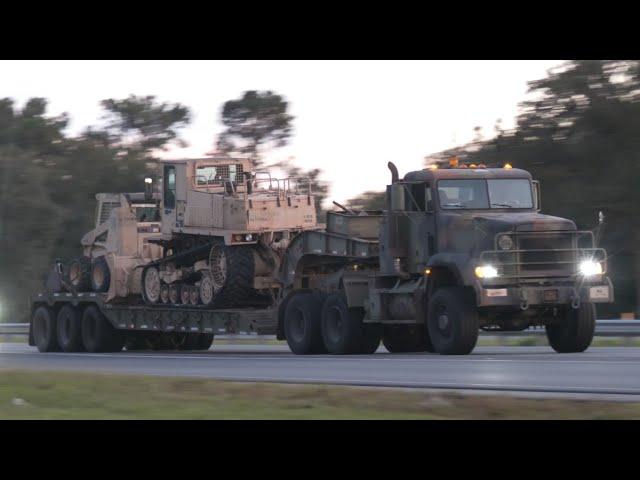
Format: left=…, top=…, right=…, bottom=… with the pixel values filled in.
left=321, top=293, right=373, bottom=355
left=382, top=325, right=432, bottom=353
left=546, top=302, right=595, bottom=353
left=198, top=333, right=215, bottom=350
left=32, top=306, right=60, bottom=352
left=142, top=266, right=161, bottom=304
left=427, top=287, right=479, bottom=355
left=56, top=305, right=85, bottom=352
left=81, top=305, right=124, bottom=352
left=284, top=292, right=326, bottom=354
left=66, top=257, right=91, bottom=291
left=91, top=256, right=111, bottom=293
left=124, top=334, right=151, bottom=351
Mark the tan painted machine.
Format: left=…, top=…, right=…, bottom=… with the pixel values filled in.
left=141, top=156, right=321, bottom=308
left=65, top=191, right=163, bottom=301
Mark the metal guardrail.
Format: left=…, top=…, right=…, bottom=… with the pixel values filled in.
left=2, top=321, right=640, bottom=338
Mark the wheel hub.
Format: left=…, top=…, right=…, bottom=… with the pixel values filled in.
left=144, top=267, right=161, bottom=303
left=438, top=314, right=449, bottom=331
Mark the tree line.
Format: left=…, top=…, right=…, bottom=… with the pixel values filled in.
left=0, top=90, right=326, bottom=322
left=346, top=60, right=640, bottom=317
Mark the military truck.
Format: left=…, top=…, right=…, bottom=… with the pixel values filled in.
left=140, top=157, right=320, bottom=308
left=29, top=159, right=613, bottom=355
left=276, top=161, right=613, bottom=355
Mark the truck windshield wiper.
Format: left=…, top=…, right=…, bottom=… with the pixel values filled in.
left=491, top=203, right=514, bottom=208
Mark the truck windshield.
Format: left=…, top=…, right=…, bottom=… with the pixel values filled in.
left=438, top=179, right=533, bottom=209
left=134, top=206, right=160, bottom=222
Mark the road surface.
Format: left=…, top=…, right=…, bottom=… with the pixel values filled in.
left=3, top=343, right=640, bottom=399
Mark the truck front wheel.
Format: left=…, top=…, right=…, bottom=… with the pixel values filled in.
left=546, top=303, right=595, bottom=353
left=284, top=292, right=326, bottom=355
left=427, top=287, right=479, bottom=355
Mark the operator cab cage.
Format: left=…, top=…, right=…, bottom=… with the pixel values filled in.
left=159, top=156, right=313, bottom=203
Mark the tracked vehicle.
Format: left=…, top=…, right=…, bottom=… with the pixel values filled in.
left=141, top=157, right=320, bottom=308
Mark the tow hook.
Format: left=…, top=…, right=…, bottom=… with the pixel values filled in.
left=519, top=291, right=529, bottom=311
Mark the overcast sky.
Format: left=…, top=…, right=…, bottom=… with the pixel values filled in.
left=1, top=60, right=563, bottom=204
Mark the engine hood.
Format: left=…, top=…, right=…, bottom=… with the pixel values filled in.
left=437, top=210, right=577, bottom=255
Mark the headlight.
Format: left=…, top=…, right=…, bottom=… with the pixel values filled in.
left=579, top=260, right=603, bottom=277
left=475, top=265, right=498, bottom=279
left=498, top=235, right=514, bottom=250
left=245, top=234, right=254, bottom=242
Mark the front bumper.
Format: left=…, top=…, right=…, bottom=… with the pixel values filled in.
left=476, top=277, right=614, bottom=308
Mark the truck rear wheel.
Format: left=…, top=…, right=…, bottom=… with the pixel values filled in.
left=177, top=333, right=214, bottom=350
left=321, top=294, right=376, bottom=354
left=546, top=302, right=595, bottom=353
left=56, top=305, right=84, bottom=352
left=382, top=325, right=433, bottom=353
left=81, top=305, right=123, bottom=353
left=284, top=292, right=326, bottom=354
left=32, top=306, right=60, bottom=352
left=427, top=287, right=479, bottom=355
left=91, top=256, right=111, bottom=293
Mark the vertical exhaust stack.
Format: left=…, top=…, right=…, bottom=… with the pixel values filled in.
left=388, top=162, right=399, bottom=184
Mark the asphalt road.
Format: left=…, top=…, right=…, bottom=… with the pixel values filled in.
left=3, top=343, right=640, bottom=399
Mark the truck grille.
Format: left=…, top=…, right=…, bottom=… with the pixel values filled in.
left=480, top=230, right=606, bottom=282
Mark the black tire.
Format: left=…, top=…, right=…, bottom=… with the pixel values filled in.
left=382, top=325, right=432, bottom=353
left=284, top=292, right=326, bottom=354
left=66, top=257, right=91, bottom=291
left=427, top=287, right=479, bottom=355
left=198, top=333, right=215, bottom=350
left=359, top=319, right=382, bottom=354
left=56, top=305, right=84, bottom=352
left=148, top=333, right=177, bottom=351
left=546, top=303, right=596, bottom=353
left=81, top=305, right=124, bottom=353
left=210, top=243, right=255, bottom=308
left=321, top=293, right=374, bottom=355
left=32, top=306, right=60, bottom=352
left=91, top=256, right=111, bottom=293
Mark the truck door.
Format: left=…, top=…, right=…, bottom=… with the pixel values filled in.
left=161, top=164, right=177, bottom=235
left=405, top=182, right=436, bottom=273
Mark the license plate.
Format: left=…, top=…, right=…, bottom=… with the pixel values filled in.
left=589, top=286, right=610, bottom=300
left=543, top=289, right=559, bottom=302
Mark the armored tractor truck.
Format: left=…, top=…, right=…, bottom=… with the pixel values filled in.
left=276, top=161, right=614, bottom=355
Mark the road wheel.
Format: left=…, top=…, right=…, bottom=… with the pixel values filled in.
left=321, top=293, right=373, bottom=355
left=382, top=325, right=432, bottom=353
left=169, top=284, right=181, bottom=304
left=142, top=266, right=161, bottom=304
left=546, top=302, right=595, bottom=353
left=189, top=286, right=200, bottom=305
left=284, top=292, right=326, bottom=354
left=427, top=287, right=479, bottom=355
left=32, top=305, right=60, bottom=352
left=181, top=285, right=191, bottom=305
left=160, top=284, right=170, bottom=304
left=199, top=272, right=216, bottom=306
left=81, top=305, right=124, bottom=352
left=91, top=256, right=111, bottom=293
left=66, top=257, right=91, bottom=291
left=56, top=305, right=84, bottom=352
